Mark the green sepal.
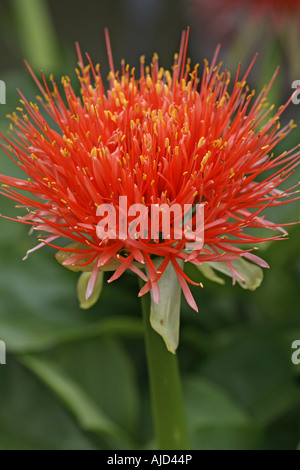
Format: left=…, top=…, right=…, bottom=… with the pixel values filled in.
left=149, top=259, right=183, bottom=354
left=198, top=258, right=264, bottom=291
left=77, top=271, right=104, bottom=309
left=196, top=263, right=225, bottom=285
left=55, top=243, right=120, bottom=272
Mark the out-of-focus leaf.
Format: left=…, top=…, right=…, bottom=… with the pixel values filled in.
left=256, top=35, right=282, bottom=110
left=11, top=0, right=60, bottom=72
left=54, top=338, right=140, bottom=436
left=226, top=17, right=264, bottom=68
left=0, top=249, right=141, bottom=352
left=184, top=377, right=262, bottom=450
left=284, top=18, right=300, bottom=79
left=19, top=354, right=133, bottom=446
left=77, top=271, right=104, bottom=309
left=254, top=225, right=300, bottom=321
left=58, top=316, right=143, bottom=344
left=200, top=328, right=300, bottom=425
left=0, top=357, right=97, bottom=450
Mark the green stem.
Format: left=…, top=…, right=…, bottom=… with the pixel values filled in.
left=139, top=279, right=190, bottom=450
left=11, top=0, right=60, bottom=71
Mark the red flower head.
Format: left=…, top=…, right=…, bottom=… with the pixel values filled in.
left=0, top=29, right=299, bottom=311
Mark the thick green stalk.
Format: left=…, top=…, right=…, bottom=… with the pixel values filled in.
left=11, top=0, right=59, bottom=71
left=139, top=279, right=190, bottom=450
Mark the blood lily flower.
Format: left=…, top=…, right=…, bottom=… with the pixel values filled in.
left=0, top=29, right=299, bottom=350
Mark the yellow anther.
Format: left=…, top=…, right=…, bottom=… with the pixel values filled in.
left=91, top=147, right=97, bottom=158
left=198, top=137, right=205, bottom=148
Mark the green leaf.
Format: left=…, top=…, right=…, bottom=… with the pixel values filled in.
left=0, top=248, right=141, bottom=352
left=227, top=17, right=264, bottom=68
left=256, top=35, right=282, bottom=111
left=184, top=377, right=262, bottom=450
left=0, top=357, right=97, bottom=449
left=285, top=18, right=300, bottom=79
left=56, top=316, right=143, bottom=344
left=19, top=354, right=133, bottom=446
left=200, top=328, right=300, bottom=425
left=196, top=263, right=225, bottom=285
left=149, top=259, right=182, bottom=354
left=11, top=0, right=60, bottom=72
left=54, top=338, right=140, bottom=437
left=207, top=258, right=264, bottom=291
left=184, top=377, right=250, bottom=427
left=77, top=271, right=104, bottom=309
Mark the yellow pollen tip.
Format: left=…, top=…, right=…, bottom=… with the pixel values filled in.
left=91, top=147, right=97, bottom=158
left=198, top=137, right=205, bottom=148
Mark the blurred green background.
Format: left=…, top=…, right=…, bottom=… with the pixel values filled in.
left=0, top=0, right=300, bottom=450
